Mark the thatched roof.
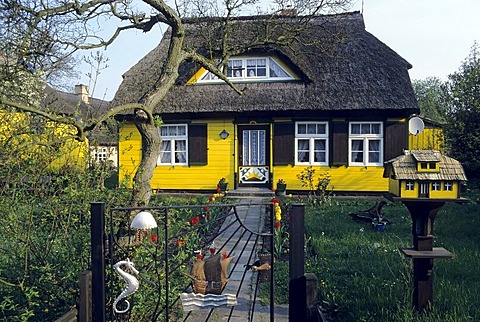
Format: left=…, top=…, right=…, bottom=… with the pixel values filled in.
left=43, top=86, right=115, bottom=145
left=112, top=11, right=418, bottom=116
left=383, top=150, right=467, bottom=181
left=43, top=86, right=110, bottom=119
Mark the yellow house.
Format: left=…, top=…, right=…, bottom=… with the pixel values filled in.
left=383, top=150, right=467, bottom=199
left=113, top=12, right=426, bottom=194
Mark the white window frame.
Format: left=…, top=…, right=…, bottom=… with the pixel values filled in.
left=157, top=124, right=188, bottom=166
left=348, top=122, right=383, bottom=166
left=198, top=56, right=294, bottom=83
left=295, top=122, right=329, bottom=166
left=432, top=182, right=441, bottom=191
left=406, top=181, right=415, bottom=191
left=444, top=181, right=453, bottom=191
left=94, top=147, right=109, bottom=163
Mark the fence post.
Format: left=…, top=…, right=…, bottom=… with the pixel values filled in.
left=91, top=202, right=106, bottom=322
left=289, top=204, right=306, bottom=322
left=78, top=270, right=92, bottom=322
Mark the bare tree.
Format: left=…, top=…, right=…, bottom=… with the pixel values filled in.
left=0, top=0, right=353, bottom=206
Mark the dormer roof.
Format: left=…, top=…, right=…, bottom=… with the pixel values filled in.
left=411, top=150, right=440, bottom=163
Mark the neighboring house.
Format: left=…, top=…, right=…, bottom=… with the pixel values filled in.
left=112, top=11, right=421, bottom=193
left=383, top=150, right=466, bottom=199
left=44, top=84, right=117, bottom=167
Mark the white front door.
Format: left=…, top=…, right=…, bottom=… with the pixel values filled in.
left=238, top=125, right=270, bottom=186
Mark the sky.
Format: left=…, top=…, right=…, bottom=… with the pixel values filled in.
left=78, top=0, right=480, bottom=100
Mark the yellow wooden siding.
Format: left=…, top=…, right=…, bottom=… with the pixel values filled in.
left=118, top=123, right=143, bottom=185
left=272, top=165, right=388, bottom=192
left=409, top=128, right=444, bottom=152
left=388, top=178, right=400, bottom=196
left=429, top=183, right=459, bottom=199
left=118, top=120, right=235, bottom=190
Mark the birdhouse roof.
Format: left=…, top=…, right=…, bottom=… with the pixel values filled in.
left=383, top=150, right=467, bottom=181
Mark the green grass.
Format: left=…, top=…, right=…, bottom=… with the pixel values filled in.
left=269, top=191, right=480, bottom=321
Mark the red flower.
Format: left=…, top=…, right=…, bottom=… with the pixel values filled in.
left=274, top=221, right=281, bottom=229
left=189, top=216, right=200, bottom=225
left=206, top=212, right=211, bottom=217
left=151, top=234, right=158, bottom=242
left=271, top=198, right=279, bottom=204
left=271, top=187, right=275, bottom=191
left=176, top=239, right=186, bottom=246
left=196, top=254, right=203, bottom=260
left=216, top=187, right=221, bottom=192
left=203, top=206, right=209, bottom=211
left=208, top=196, right=214, bottom=202
left=298, top=195, right=302, bottom=199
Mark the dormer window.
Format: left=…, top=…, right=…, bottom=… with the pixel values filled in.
left=198, top=56, right=294, bottom=83
left=429, top=162, right=436, bottom=170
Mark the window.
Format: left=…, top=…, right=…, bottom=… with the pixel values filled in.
left=406, top=181, right=415, bottom=190
left=93, top=147, right=109, bottom=162
left=295, top=122, right=328, bottom=165
left=200, top=56, right=293, bottom=82
left=349, top=122, right=383, bottom=166
left=421, top=162, right=428, bottom=169
left=444, top=182, right=453, bottom=191
left=429, top=162, right=437, bottom=169
left=432, top=182, right=441, bottom=191
left=158, top=124, right=188, bottom=165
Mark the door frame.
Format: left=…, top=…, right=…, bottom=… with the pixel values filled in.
left=237, top=124, right=271, bottom=187
left=419, top=182, right=430, bottom=198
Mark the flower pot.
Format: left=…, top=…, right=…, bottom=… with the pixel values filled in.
left=372, top=221, right=387, bottom=231
left=275, top=183, right=287, bottom=196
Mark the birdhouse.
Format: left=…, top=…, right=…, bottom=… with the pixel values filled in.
left=383, top=150, right=467, bottom=200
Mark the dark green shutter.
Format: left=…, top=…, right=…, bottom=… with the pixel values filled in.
left=189, top=123, right=208, bottom=165
left=385, top=122, right=406, bottom=161
left=332, top=121, right=348, bottom=165
left=273, top=122, right=294, bottom=165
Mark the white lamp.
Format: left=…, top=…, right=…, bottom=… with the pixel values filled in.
left=131, top=211, right=158, bottom=230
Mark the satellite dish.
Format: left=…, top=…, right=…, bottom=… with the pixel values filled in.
left=409, top=117, right=425, bottom=135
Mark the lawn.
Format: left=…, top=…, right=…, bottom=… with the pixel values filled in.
left=270, top=190, right=480, bottom=322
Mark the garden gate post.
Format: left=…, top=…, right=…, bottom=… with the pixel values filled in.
left=90, top=202, right=106, bottom=322
left=289, top=204, right=306, bottom=322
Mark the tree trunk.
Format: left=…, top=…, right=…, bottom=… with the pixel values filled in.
left=130, top=114, right=162, bottom=207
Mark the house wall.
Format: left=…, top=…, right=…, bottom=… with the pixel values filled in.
left=273, top=165, right=388, bottom=192
left=118, top=120, right=235, bottom=190
left=400, top=181, right=417, bottom=198
left=388, top=178, right=400, bottom=196
left=399, top=180, right=460, bottom=199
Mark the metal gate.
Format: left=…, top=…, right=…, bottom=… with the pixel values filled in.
left=90, top=201, right=275, bottom=322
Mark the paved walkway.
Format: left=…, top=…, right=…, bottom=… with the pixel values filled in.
left=185, top=196, right=288, bottom=322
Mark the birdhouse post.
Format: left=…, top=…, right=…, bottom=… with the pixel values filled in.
left=399, top=199, right=454, bottom=312
left=383, top=150, right=468, bottom=312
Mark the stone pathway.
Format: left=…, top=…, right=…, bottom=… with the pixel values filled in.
left=184, top=195, right=288, bottom=322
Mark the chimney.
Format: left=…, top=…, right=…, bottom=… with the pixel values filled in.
left=75, top=84, right=89, bottom=104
